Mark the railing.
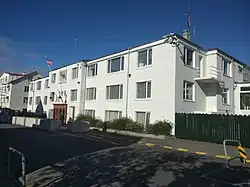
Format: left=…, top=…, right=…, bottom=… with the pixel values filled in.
left=196, top=65, right=223, bottom=82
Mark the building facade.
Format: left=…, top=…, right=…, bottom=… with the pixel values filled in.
left=0, top=71, right=41, bottom=111
left=27, top=33, right=250, bottom=129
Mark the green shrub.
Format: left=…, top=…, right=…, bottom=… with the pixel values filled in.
left=108, top=117, right=132, bottom=130
left=145, top=120, right=173, bottom=136
left=125, top=121, right=144, bottom=133
left=76, top=114, right=103, bottom=128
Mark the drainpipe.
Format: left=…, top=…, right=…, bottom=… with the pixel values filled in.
left=79, top=61, right=87, bottom=115
left=125, top=47, right=131, bottom=118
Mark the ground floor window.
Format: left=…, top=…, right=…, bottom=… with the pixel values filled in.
left=85, top=109, right=95, bottom=117
left=240, top=92, right=250, bottom=110
left=136, top=111, right=150, bottom=125
left=183, top=81, right=194, bottom=101
left=105, top=110, right=122, bottom=121
left=222, top=88, right=229, bottom=105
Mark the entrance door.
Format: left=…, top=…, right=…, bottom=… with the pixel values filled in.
left=68, top=106, right=75, bottom=120
left=53, top=104, right=67, bottom=122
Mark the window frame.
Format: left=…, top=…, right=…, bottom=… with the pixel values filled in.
left=222, top=88, right=229, bottom=105
left=23, top=97, right=28, bottom=104
left=87, top=63, right=98, bottom=77
left=183, top=47, right=194, bottom=67
left=106, top=84, right=123, bottom=100
left=85, top=109, right=95, bottom=117
left=51, top=73, right=56, bottom=83
left=36, top=81, right=41, bottom=90
left=45, top=79, right=49, bottom=88
left=72, top=67, right=79, bottom=79
left=135, top=111, right=150, bottom=126
left=105, top=110, right=122, bottom=121
left=136, top=81, right=151, bottom=99
left=59, top=70, right=67, bottom=83
left=137, top=48, right=152, bottom=68
left=86, top=87, right=97, bottom=100
left=35, top=96, right=41, bottom=105
left=44, top=96, right=48, bottom=105
left=24, top=86, right=29, bottom=92
left=29, top=97, right=32, bottom=105
left=183, top=81, right=194, bottom=101
left=107, top=56, right=124, bottom=73
left=70, top=89, right=77, bottom=101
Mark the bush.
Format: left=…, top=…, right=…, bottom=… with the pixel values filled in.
left=108, top=117, right=133, bottom=130
left=76, top=114, right=103, bottom=128
left=125, top=121, right=144, bottom=133
left=145, top=120, right=173, bottom=136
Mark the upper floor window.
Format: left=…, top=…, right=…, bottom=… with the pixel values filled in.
left=86, top=87, right=97, bottom=100
left=138, top=49, right=152, bottom=67
left=59, top=70, right=67, bottom=83
left=222, top=88, right=229, bottom=105
left=30, top=83, right=34, bottom=91
left=70, top=89, right=77, bottom=101
left=35, top=96, right=41, bottom=105
left=183, top=47, right=193, bottom=67
left=51, top=73, right=56, bottom=83
left=72, top=67, right=78, bottom=79
left=183, top=81, right=194, bottom=101
left=24, top=86, right=29, bottom=92
left=45, top=79, right=49, bottom=88
left=23, top=97, right=28, bottom=104
left=36, top=81, right=41, bottom=90
left=50, top=92, right=55, bottom=101
left=44, top=96, right=48, bottom=105
left=136, top=81, right=151, bottom=99
left=223, top=58, right=230, bottom=76
left=88, top=63, right=98, bottom=77
left=238, top=66, right=243, bottom=73
left=106, top=84, right=123, bottom=99
left=107, top=57, right=124, bottom=73
left=29, top=97, right=32, bottom=105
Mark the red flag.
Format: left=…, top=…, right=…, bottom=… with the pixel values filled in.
left=45, top=56, right=52, bottom=66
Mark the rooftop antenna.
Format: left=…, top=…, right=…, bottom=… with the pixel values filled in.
left=184, top=0, right=193, bottom=39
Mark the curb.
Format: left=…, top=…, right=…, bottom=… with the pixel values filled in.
left=138, top=141, right=250, bottom=163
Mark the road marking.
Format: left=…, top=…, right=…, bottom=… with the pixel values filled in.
left=163, top=146, right=173, bottom=149
left=177, top=148, right=188, bottom=152
left=137, top=141, right=143, bottom=144
left=215, top=155, right=232, bottom=159
left=195, top=152, right=207, bottom=155
left=145, top=143, right=155, bottom=147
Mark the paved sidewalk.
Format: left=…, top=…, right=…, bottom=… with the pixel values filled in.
left=139, top=137, right=250, bottom=162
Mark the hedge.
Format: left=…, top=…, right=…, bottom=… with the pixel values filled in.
left=76, top=115, right=173, bottom=136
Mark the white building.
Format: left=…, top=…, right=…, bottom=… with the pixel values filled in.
left=0, top=71, right=41, bottom=111
left=27, top=33, right=250, bottom=129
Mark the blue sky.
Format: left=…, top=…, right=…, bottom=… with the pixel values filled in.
left=0, top=0, right=249, bottom=75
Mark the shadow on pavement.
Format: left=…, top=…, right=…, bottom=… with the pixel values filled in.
left=25, top=146, right=250, bottom=187
left=0, top=127, right=140, bottom=179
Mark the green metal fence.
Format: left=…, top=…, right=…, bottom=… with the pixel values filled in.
left=175, top=113, right=250, bottom=147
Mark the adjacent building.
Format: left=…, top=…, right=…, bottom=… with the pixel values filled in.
left=26, top=32, right=250, bottom=131
left=0, top=71, right=41, bottom=111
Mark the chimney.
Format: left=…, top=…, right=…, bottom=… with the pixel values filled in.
left=183, top=29, right=191, bottom=40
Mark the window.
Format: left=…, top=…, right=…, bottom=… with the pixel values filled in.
left=23, top=97, right=28, bottom=104
left=136, top=81, right=151, bottom=99
left=24, top=86, right=29, bottom=92
left=238, top=66, right=243, bottom=73
left=35, top=96, right=41, bottom=105
left=36, top=81, right=41, bottom=90
left=183, top=47, right=193, bottom=66
left=241, top=87, right=250, bottom=91
left=45, top=79, right=49, bottom=88
left=59, top=70, right=67, bottom=83
left=85, top=109, right=95, bottom=117
left=240, top=93, right=250, bottom=110
left=29, top=97, right=32, bottom=105
left=44, top=96, right=48, bottom=105
left=72, top=67, right=78, bottom=79
left=86, top=87, right=96, bottom=100
left=87, top=64, right=98, bottom=77
left=183, top=81, right=194, bottom=101
left=107, top=57, right=124, bottom=73
left=136, top=111, right=150, bottom=125
left=223, top=59, right=230, bottom=76
left=105, top=110, right=122, bottom=121
left=222, top=88, right=229, bottom=104
left=30, top=83, right=34, bottom=91
left=50, top=92, right=55, bottom=101
left=71, top=89, right=77, bottom=101
left=51, top=73, right=56, bottom=83
left=106, top=84, right=123, bottom=99
left=138, top=49, right=152, bottom=67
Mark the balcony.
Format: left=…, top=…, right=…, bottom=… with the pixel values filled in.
left=195, top=65, right=224, bottom=84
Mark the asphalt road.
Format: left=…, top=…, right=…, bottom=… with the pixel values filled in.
left=0, top=124, right=249, bottom=187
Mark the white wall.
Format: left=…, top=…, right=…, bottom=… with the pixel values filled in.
left=85, top=39, right=176, bottom=124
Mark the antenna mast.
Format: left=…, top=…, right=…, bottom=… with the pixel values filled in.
left=187, top=0, right=191, bottom=34
left=73, top=36, right=78, bottom=61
